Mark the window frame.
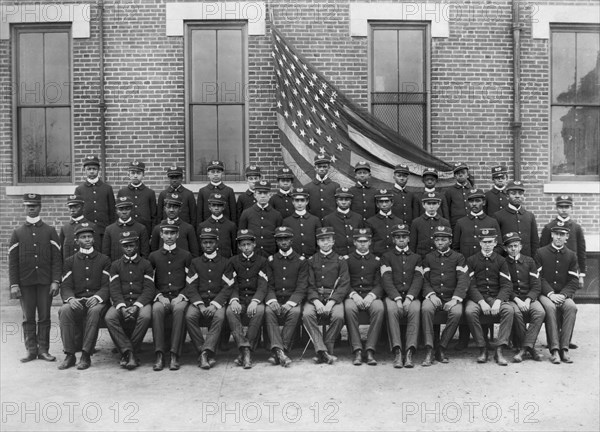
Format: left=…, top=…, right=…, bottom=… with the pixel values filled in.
left=549, top=23, right=599, bottom=182
left=368, top=21, right=431, bottom=151
left=12, top=23, right=73, bottom=184
left=184, top=20, right=249, bottom=183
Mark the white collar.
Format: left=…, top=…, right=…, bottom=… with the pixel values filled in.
left=204, top=252, right=217, bottom=260
left=494, top=185, right=506, bottom=191
left=279, top=249, right=293, bottom=257
left=424, top=187, right=436, bottom=193
left=379, top=211, right=392, bottom=217
left=337, top=208, right=349, bottom=214
left=396, top=246, right=409, bottom=253
left=119, top=218, right=132, bottom=224
left=320, top=249, right=332, bottom=256
left=71, top=215, right=84, bottom=223
left=210, top=181, right=222, bottom=187
left=295, top=209, right=307, bottom=216
left=212, top=214, right=223, bottom=221
left=26, top=216, right=41, bottom=224
left=163, top=244, right=176, bottom=252
left=557, top=215, right=571, bottom=223
left=508, top=203, right=521, bottom=211
left=316, top=174, right=328, bottom=182
left=394, top=184, right=405, bottom=191
left=279, top=189, right=291, bottom=195
left=79, top=247, right=94, bottom=255
left=471, top=211, right=484, bottom=217
left=87, top=177, right=99, bottom=184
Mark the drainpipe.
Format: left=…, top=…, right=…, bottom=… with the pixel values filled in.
left=512, top=0, right=522, bottom=180
left=98, top=0, right=107, bottom=180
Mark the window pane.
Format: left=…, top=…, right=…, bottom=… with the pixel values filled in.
left=218, top=29, right=243, bottom=102
left=397, top=30, right=423, bottom=92
left=218, top=105, right=243, bottom=175
left=373, top=30, right=398, bottom=92
left=46, top=107, right=71, bottom=178
left=576, top=32, right=600, bottom=104
left=19, top=108, right=46, bottom=181
left=191, top=105, right=218, bottom=178
left=18, top=33, right=44, bottom=105
left=373, top=104, right=398, bottom=132
left=552, top=32, right=576, bottom=104
left=44, top=32, right=70, bottom=104
left=191, top=29, right=217, bottom=103
left=398, top=104, right=424, bottom=148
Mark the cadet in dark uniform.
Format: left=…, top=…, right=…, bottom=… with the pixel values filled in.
left=117, top=160, right=157, bottom=235
left=410, top=192, right=451, bottom=257
left=197, top=193, right=237, bottom=258
left=349, top=161, right=378, bottom=221
left=185, top=227, right=232, bottom=369
left=265, top=226, right=309, bottom=367
left=415, top=168, right=449, bottom=218
left=465, top=228, right=514, bottom=366
left=322, top=187, right=364, bottom=257
left=484, top=165, right=509, bottom=216
left=536, top=225, right=579, bottom=364
left=283, top=188, right=321, bottom=257
left=238, top=180, right=282, bottom=257
left=148, top=222, right=192, bottom=371
left=102, top=197, right=150, bottom=261
left=74, top=155, right=116, bottom=243
left=59, top=194, right=100, bottom=260
left=58, top=223, right=111, bottom=370
left=304, top=153, right=340, bottom=220
left=9, top=194, right=62, bottom=363
left=224, top=229, right=270, bottom=369
left=236, top=165, right=262, bottom=221
left=196, top=160, right=237, bottom=225
left=503, top=232, right=545, bottom=363
left=150, top=193, right=199, bottom=257
left=381, top=224, right=423, bottom=368
left=421, top=226, right=469, bottom=366
left=302, top=227, right=351, bottom=364
left=494, top=181, right=539, bottom=258
left=391, top=163, right=419, bottom=225
left=366, top=189, right=404, bottom=257
left=269, top=166, right=296, bottom=219
left=444, top=162, right=473, bottom=229
left=104, top=231, right=156, bottom=369
left=157, top=166, right=197, bottom=229
left=344, top=228, right=385, bottom=366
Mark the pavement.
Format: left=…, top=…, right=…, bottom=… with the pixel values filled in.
left=0, top=300, right=598, bottom=432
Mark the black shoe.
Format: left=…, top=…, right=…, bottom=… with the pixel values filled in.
left=494, top=347, right=508, bottom=366
left=560, top=349, right=573, bottom=364
left=476, top=348, right=488, bottom=363
left=169, top=353, right=180, bottom=370
left=366, top=350, right=377, bottom=366
left=77, top=351, right=91, bottom=370
left=276, top=349, right=292, bottom=367
left=20, top=353, right=37, bottom=363
left=38, top=352, right=56, bottom=362
left=568, top=342, right=578, bottom=350
left=119, top=354, right=128, bottom=368
left=58, top=353, right=76, bottom=370
left=233, top=353, right=243, bottom=367
left=125, top=351, right=138, bottom=370
left=404, top=348, right=414, bottom=368
left=528, top=347, right=542, bottom=361
left=199, top=351, right=211, bottom=369
left=320, top=351, right=336, bottom=365
left=436, top=347, right=449, bottom=364
left=353, top=349, right=363, bottom=366
left=422, top=347, right=433, bottom=367
left=153, top=352, right=164, bottom=371
left=393, top=348, right=403, bottom=369
left=242, top=348, right=252, bottom=369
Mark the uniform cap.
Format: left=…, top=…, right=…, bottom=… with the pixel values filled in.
left=164, top=193, right=183, bottom=206
left=491, top=165, right=507, bottom=177
left=291, top=187, right=309, bottom=198
left=335, top=187, right=353, bottom=198
left=506, top=180, right=525, bottom=192
left=245, top=165, right=262, bottom=177
left=315, top=226, right=335, bottom=238
left=375, top=188, right=393, bottom=200
left=467, top=188, right=486, bottom=200
left=421, top=192, right=442, bottom=203
left=199, top=227, right=218, bottom=240
left=503, top=232, right=521, bottom=245
left=74, top=222, right=95, bottom=237
left=422, top=168, right=439, bottom=179
left=128, top=160, right=145, bottom=172
left=555, top=195, right=573, bottom=206
left=354, top=161, right=371, bottom=172
left=393, top=164, right=410, bottom=175
left=253, top=180, right=271, bottom=192
left=391, top=224, right=410, bottom=236
left=166, top=166, right=183, bottom=177
left=22, top=193, right=41, bottom=205
left=159, top=219, right=179, bottom=231
left=66, top=194, right=85, bottom=206
left=207, top=160, right=225, bottom=172
left=276, top=166, right=295, bottom=180
left=477, top=227, right=497, bottom=240
left=314, top=153, right=332, bottom=164
left=236, top=229, right=256, bottom=241
left=208, top=193, right=226, bottom=205
left=115, top=196, right=134, bottom=208
left=353, top=228, right=372, bottom=240
left=452, top=162, right=469, bottom=173
left=551, top=223, right=570, bottom=234
left=274, top=226, right=294, bottom=238
left=119, top=230, right=139, bottom=244
left=83, top=155, right=100, bottom=167
left=433, top=226, right=452, bottom=238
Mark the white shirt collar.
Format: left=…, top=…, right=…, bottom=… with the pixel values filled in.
left=279, top=248, right=293, bottom=257
left=87, top=177, right=99, bottom=184
left=79, top=247, right=94, bottom=255
left=204, top=252, right=217, bottom=260
left=508, top=203, right=521, bottom=211
left=163, top=243, right=176, bottom=252
left=557, top=215, right=571, bottom=223
left=337, top=208, right=349, bottom=214
left=26, top=216, right=41, bottom=224
left=316, top=174, right=328, bottom=182
left=295, top=209, right=307, bottom=216
left=71, top=215, right=84, bottom=223
left=212, top=214, right=223, bottom=221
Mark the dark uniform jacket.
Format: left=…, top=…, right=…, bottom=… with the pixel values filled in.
left=109, top=255, right=156, bottom=308
left=322, top=209, right=364, bottom=256
left=149, top=247, right=192, bottom=299
left=535, top=245, right=579, bottom=298
left=238, top=204, right=283, bottom=257
left=269, top=190, right=295, bottom=220
left=422, top=249, right=470, bottom=301
left=506, top=254, right=541, bottom=301
left=391, top=185, right=419, bottom=226
left=185, top=253, right=231, bottom=307
left=380, top=247, right=424, bottom=300
left=150, top=219, right=200, bottom=257
left=304, top=177, right=340, bottom=220
left=494, top=205, right=539, bottom=258
left=9, top=220, right=62, bottom=287
left=366, top=212, right=404, bottom=257
left=283, top=212, right=321, bottom=257
left=266, top=251, right=308, bottom=305
left=540, top=217, right=586, bottom=274
left=197, top=216, right=237, bottom=258
left=60, top=249, right=111, bottom=302
left=197, top=182, right=237, bottom=225
left=224, top=253, right=270, bottom=305
left=452, top=212, right=501, bottom=258
left=117, top=183, right=157, bottom=234
left=236, top=190, right=256, bottom=222
left=59, top=217, right=100, bottom=260
left=346, top=252, right=384, bottom=298
left=444, top=182, right=472, bottom=227
left=102, top=219, right=150, bottom=262
left=466, top=252, right=513, bottom=303
left=349, top=182, right=377, bottom=221
left=306, top=251, right=350, bottom=304
left=75, top=179, right=116, bottom=235
left=409, top=213, right=451, bottom=257
left=157, top=185, right=197, bottom=229
left=484, top=187, right=508, bottom=216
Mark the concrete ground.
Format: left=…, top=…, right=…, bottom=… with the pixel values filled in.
left=0, top=300, right=598, bottom=432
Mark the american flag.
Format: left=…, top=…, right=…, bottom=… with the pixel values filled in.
left=271, top=27, right=453, bottom=188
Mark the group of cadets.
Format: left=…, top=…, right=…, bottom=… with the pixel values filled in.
left=8, top=153, right=586, bottom=371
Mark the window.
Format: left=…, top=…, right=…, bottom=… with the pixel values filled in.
left=551, top=25, right=599, bottom=180
left=370, top=22, right=429, bottom=149
left=14, top=25, right=72, bottom=183
left=187, top=22, right=247, bottom=182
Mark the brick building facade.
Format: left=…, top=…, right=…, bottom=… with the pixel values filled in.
left=0, top=0, right=598, bottom=293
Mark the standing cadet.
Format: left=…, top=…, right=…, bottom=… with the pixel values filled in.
left=117, top=160, right=157, bottom=236
left=302, top=227, right=351, bottom=364
left=366, top=189, right=404, bottom=257
left=536, top=225, right=579, bottom=364
left=465, top=228, right=514, bottom=366
left=102, top=197, right=150, bottom=262
left=224, top=229, right=270, bottom=369
left=420, top=226, right=470, bottom=366
left=148, top=222, right=192, bottom=371
left=391, top=163, right=419, bottom=225
left=304, top=153, right=340, bottom=220
left=104, top=231, right=156, bottom=370
left=197, top=193, right=237, bottom=258
left=410, top=192, right=451, bottom=257
left=150, top=193, right=199, bottom=257
left=282, top=188, right=321, bottom=257
left=344, top=228, right=385, bottom=366
left=414, top=168, right=449, bottom=218
left=494, top=181, right=539, bottom=258
left=269, top=166, right=296, bottom=219
left=349, top=161, right=378, bottom=221
left=444, top=162, right=473, bottom=229
left=380, top=224, right=423, bottom=368
left=484, top=165, right=509, bottom=216
left=9, top=194, right=62, bottom=363
left=59, top=194, right=100, bottom=260
left=157, top=166, right=197, bottom=229
left=238, top=180, right=282, bottom=257
left=503, top=232, right=545, bottom=363
left=185, top=227, right=231, bottom=370
left=236, top=165, right=262, bottom=221
left=74, top=155, right=116, bottom=243
left=322, top=187, right=364, bottom=257
left=196, top=160, right=237, bottom=225
left=265, top=226, right=309, bottom=367
left=58, top=223, right=111, bottom=370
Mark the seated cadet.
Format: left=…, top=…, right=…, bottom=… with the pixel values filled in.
left=269, top=166, right=296, bottom=219
left=322, top=187, right=364, bottom=257
left=302, top=227, right=351, bottom=364
left=224, top=229, right=270, bottom=369
left=381, top=224, right=423, bottom=368
left=58, top=223, right=111, bottom=370
left=344, top=228, right=385, bottom=366
left=59, top=194, right=99, bottom=260
left=185, top=227, right=231, bottom=370
left=536, top=225, right=579, bottom=364
left=503, top=232, right=545, bottom=363
left=102, top=197, right=150, bottom=262
left=265, top=226, right=309, bottom=367
left=197, top=193, right=237, bottom=258
left=421, top=226, right=469, bottom=366
left=283, top=188, right=321, bottom=258
left=148, top=222, right=192, bottom=371
left=104, top=231, right=156, bottom=370
left=410, top=192, right=451, bottom=257
left=465, top=228, right=514, bottom=366
left=157, top=166, right=197, bottom=229
left=236, top=165, right=262, bottom=221
left=366, top=189, right=404, bottom=257
left=349, top=161, right=377, bottom=221
left=150, top=193, right=199, bottom=257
